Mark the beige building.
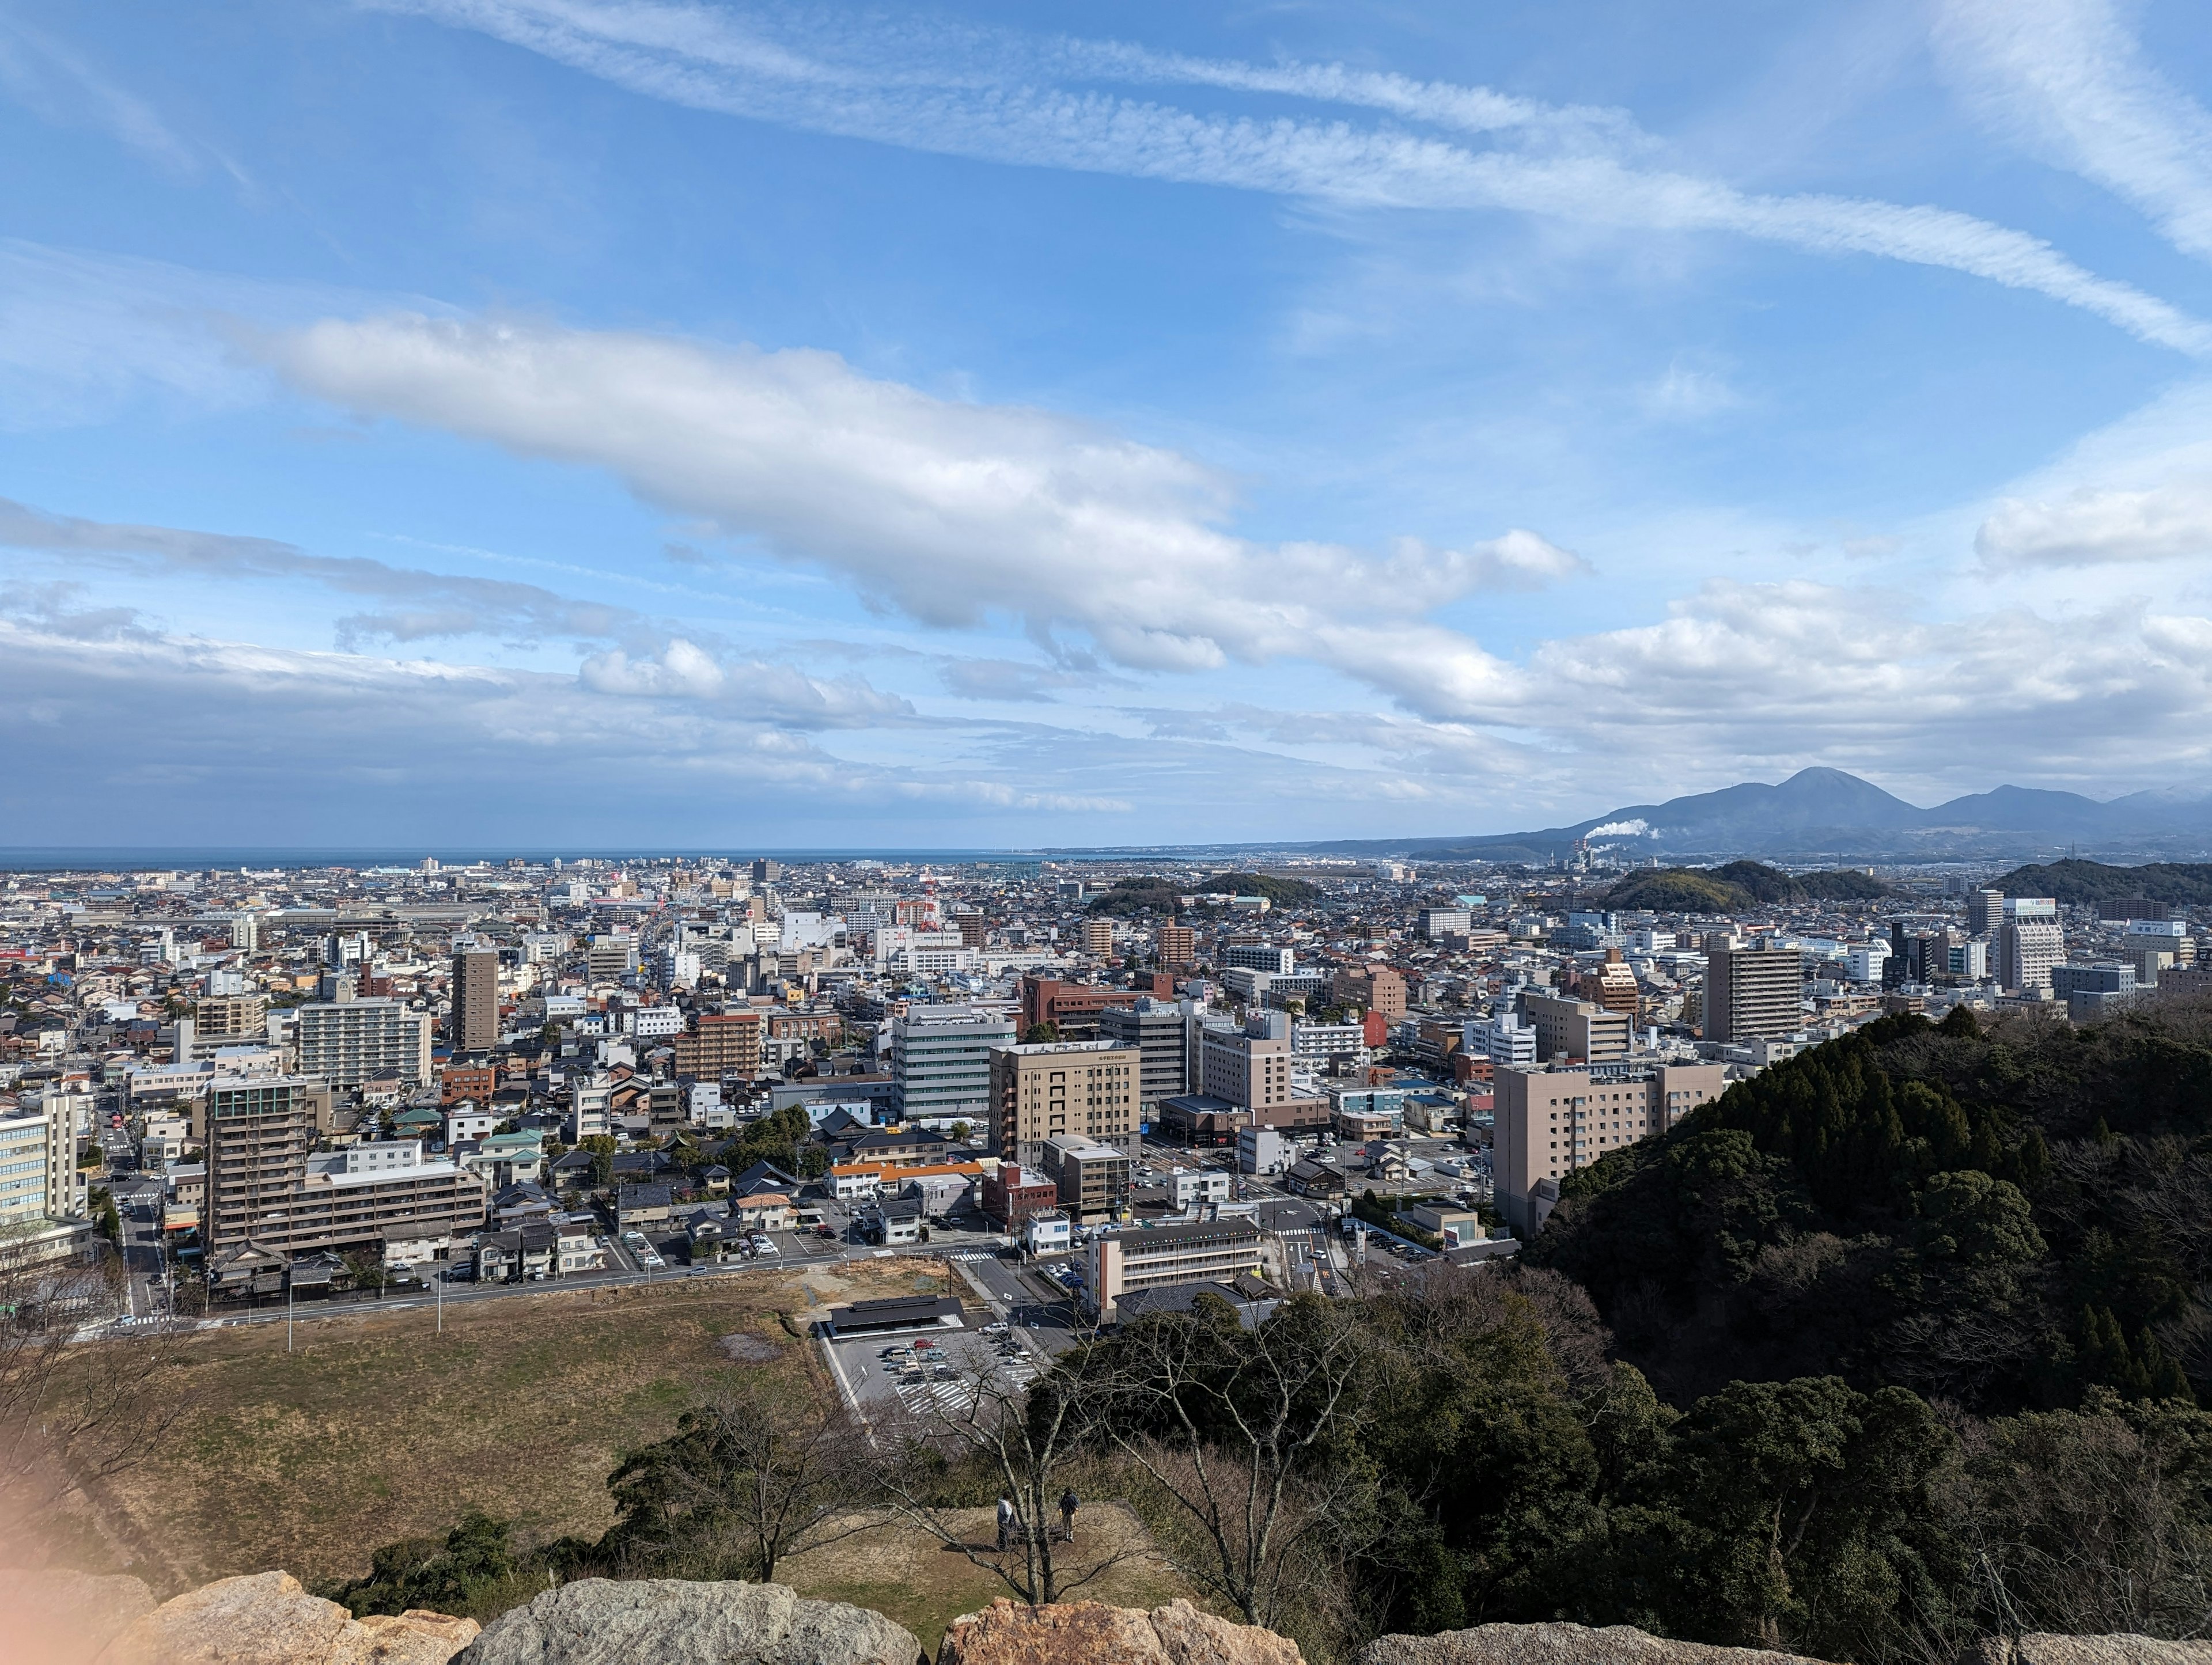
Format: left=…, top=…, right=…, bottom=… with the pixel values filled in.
left=1997, top=921, right=2066, bottom=995
left=1494, top=1060, right=1728, bottom=1234
left=1331, top=965, right=1407, bottom=1021
left=1082, top=919, right=1116, bottom=959
left=989, top=1040, right=1141, bottom=1169
left=1703, top=946, right=1804, bottom=1041
left=296, top=998, right=432, bottom=1088
left=1156, top=924, right=1196, bottom=968
left=1088, top=1219, right=1267, bottom=1321
left=1518, top=991, right=1631, bottom=1064
left=206, top=1075, right=486, bottom=1258
left=1196, top=1019, right=1293, bottom=1110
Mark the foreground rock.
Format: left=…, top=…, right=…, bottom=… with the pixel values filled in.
left=1355, top=1623, right=1827, bottom=1665
left=1964, top=1640, right=2212, bottom=1665
left=94, top=1571, right=478, bottom=1665
left=456, top=1578, right=918, bottom=1665
left=937, top=1597, right=1304, bottom=1665
left=0, top=1567, right=158, bottom=1664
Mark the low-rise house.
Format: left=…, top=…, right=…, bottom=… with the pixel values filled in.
left=859, top=1194, right=925, bottom=1246
left=555, top=1214, right=605, bottom=1275
left=616, top=1182, right=674, bottom=1225
left=733, top=1191, right=792, bottom=1231
left=476, top=1222, right=557, bottom=1283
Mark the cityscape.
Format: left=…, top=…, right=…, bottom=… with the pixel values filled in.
left=12, top=0, right=2212, bottom=1660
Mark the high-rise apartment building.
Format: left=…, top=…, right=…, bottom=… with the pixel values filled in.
left=989, top=1040, right=1141, bottom=1168
left=1998, top=920, right=2066, bottom=993
left=751, top=858, right=781, bottom=885
left=206, top=1075, right=485, bottom=1258
left=1082, top=919, right=1116, bottom=959
left=1156, top=923, right=1196, bottom=968
left=1096, top=998, right=1190, bottom=1111
left=1703, top=946, right=1804, bottom=1042
left=450, top=948, right=499, bottom=1054
left=296, top=999, right=431, bottom=1088
left=672, top=1010, right=763, bottom=1082
left=1966, top=888, right=2004, bottom=938
left=892, top=1004, right=1017, bottom=1122
left=1574, top=950, right=1641, bottom=1018
left=1221, top=943, right=1296, bottom=975
left=1494, top=1060, right=1728, bottom=1232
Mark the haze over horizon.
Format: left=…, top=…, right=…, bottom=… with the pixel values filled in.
left=9, top=1, right=2212, bottom=847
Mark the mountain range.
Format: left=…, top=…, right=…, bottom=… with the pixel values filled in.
left=1317, top=768, right=2212, bottom=864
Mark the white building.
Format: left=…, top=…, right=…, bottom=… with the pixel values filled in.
left=296, top=999, right=431, bottom=1088
left=892, top=1004, right=1017, bottom=1122
left=1465, top=1010, right=1537, bottom=1072
left=1844, top=942, right=1891, bottom=984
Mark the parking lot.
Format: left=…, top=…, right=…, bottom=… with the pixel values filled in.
left=821, top=1314, right=1050, bottom=1425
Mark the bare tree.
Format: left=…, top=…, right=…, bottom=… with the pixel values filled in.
left=1094, top=1292, right=1369, bottom=1628
left=876, top=1336, right=1136, bottom=1607
left=604, top=1363, right=873, bottom=1581
left=0, top=1231, right=194, bottom=1558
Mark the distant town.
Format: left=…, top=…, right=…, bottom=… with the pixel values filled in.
left=0, top=847, right=2197, bottom=1328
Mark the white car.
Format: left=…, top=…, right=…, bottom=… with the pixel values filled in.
left=749, top=1234, right=778, bottom=1255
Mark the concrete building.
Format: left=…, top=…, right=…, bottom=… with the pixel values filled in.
left=1998, top=919, right=2066, bottom=995
left=1196, top=1013, right=1294, bottom=1113
left=1018, top=976, right=1158, bottom=1040
left=1237, top=1125, right=1288, bottom=1175
left=672, top=1011, right=763, bottom=1082
left=1156, top=924, right=1196, bottom=968
left=1331, top=965, right=1407, bottom=1021
left=450, top=948, right=499, bottom=1054
left=1222, top=943, right=1296, bottom=975
left=1518, top=991, right=1632, bottom=1064
left=1419, top=908, right=1472, bottom=941
left=206, top=1076, right=485, bottom=1259
left=895, top=1004, right=1018, bottom=1123
left=187, top=994, right=269, bottom=1058
left=1097, top=998, right=1191, bottom=1113
left=988, top=1039, right=1141, bottom=1169
left=1966, top=888, right=2004, bottom=938
left=1494, top=1060, right=1729, bottom=1233
left=0, top=1096, right=75, bottom=1226
left=296, top=998, right=431, bottom=1088
left=1082, top=919, right=1116, bottom=959
left=1466, top=1010, right=1537, bottom=1071
left=1046, top=1136, right=1133, bottom=1219
left=1574, top=950, right=1641, bottom=1018
left=1702, top=946, right=1804, bottom=1042
left=1088, top=1219, right=1267, bottom=1322
left=2054, top=962, right=2137, bottom=1022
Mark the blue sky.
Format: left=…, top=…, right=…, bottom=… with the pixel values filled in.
left=7, top=0, right=2212, bottom=848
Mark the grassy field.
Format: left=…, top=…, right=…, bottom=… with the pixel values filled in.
left=64, top=1260, right=926, bottom=1593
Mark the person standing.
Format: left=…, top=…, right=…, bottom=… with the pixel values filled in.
left=1059, top=1488, right=1079, bottom=1545
left=996, top=1493, right=1016, bottom=1552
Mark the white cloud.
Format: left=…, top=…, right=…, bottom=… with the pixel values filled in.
left=257, top=311, right=1580, bottom=716
left=1936, top=0, right=2212, bottom=266
left=1977, top=477, right=2212, bottom=567
left=368, top=0, right=2212, bottom=354
left=0, top=15, right=196, bottom=176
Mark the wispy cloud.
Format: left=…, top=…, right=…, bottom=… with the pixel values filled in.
left=0, top=13, right=196, bottom=175
left=256, top=310, right=1581, bottom=715
left=367, top=0, right=2212, bottom=354
left=1936, top=0, right=2212, bottom=267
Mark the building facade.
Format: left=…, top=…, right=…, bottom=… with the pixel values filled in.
left=1518, top=991, right=1631, bottom=1064
left=893, top=1004, right=1018, bottom=1122
left=1493, top=1060, right=1729, bottom=1232
left=450, top=949, right=499, bottom=1054
left=988, top=1039, right=1141, bottom=1168
left=1088, top=1219, right=1267, bottom=1321
left=296, top=999, right=431, bottom=1088
left=1703, top=947, right=1804, bottom=1042
left=1096, top=998, right=1191, bottom=1113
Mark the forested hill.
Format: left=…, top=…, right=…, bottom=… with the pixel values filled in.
left=1601, top=860, right=1888, bottom=913
left=1993, top=858, right=2212, bottom=907
left=1526, top=998, right=2212, bottom=1413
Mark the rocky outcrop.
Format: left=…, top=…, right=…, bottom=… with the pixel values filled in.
left=454, top=1578, right=919, bottom=1665
left=1355, top=1623, right=1828, bottom=1665
left=936, top=1598, right=1304, bottom=1665
left=93, top=1571, right=478, bottom=1665
left=1963, top=1640, right=2212, bottom=1665
left=0, top=1567, right=158, bottom=1664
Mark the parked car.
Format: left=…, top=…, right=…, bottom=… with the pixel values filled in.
left=749, top=1234, right=778, bottom=1255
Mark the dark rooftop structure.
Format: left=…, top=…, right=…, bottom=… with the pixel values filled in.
left=820, top=1294, right=965, bottom=1337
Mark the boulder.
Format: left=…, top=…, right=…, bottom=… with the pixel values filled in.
left=0, top=1567, right=158, bottom=1665
left=936, top=1597, right=1304, bottom=1665
left=1355, top=1624, right=1827, bottom=1665
left=454, top=1578, right=919, bottom=1665
left=94, top=1570, right=478, bottom=1665
left=1964, top=1641, right=2212, bottom=1665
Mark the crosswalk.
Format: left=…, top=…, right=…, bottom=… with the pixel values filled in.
left=944, top=1250, right=996, bottom=1262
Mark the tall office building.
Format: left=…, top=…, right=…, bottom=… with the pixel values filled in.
left=1222, top=943, right=1296, bottom=975
left=1966, top=888, right=2004, bottom=938
left=1196, top=1013, right=1294, bottom=1111
left=751, top=858, right=782, bottom=885
left=295, top=998, right=431, bottom=1087
left=1702, top=946, right=1804, bottom=1042
left=892, top=1004, right=1017, bottom=1122
left=1518, top=991, right=1633, bottom=1063
left=450, top=948, right=499, bottom=1054
left=0, top=1097, right=75, bottom=1226
left=989, top=1039, right=1142, bottom=1168
left=1097, top=997, right=1191, bottom=1112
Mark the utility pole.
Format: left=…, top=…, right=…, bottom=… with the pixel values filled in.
left=287, top=1270, right=294, bottom=1354
left=436, top=1258, right=444, bottom=1336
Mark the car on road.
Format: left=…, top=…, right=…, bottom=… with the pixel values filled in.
left=981, top=1321, right=1008, bottom=1335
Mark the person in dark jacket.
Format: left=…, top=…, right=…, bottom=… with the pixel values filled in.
left=1059, top=1488, right=1079, bottom=1544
